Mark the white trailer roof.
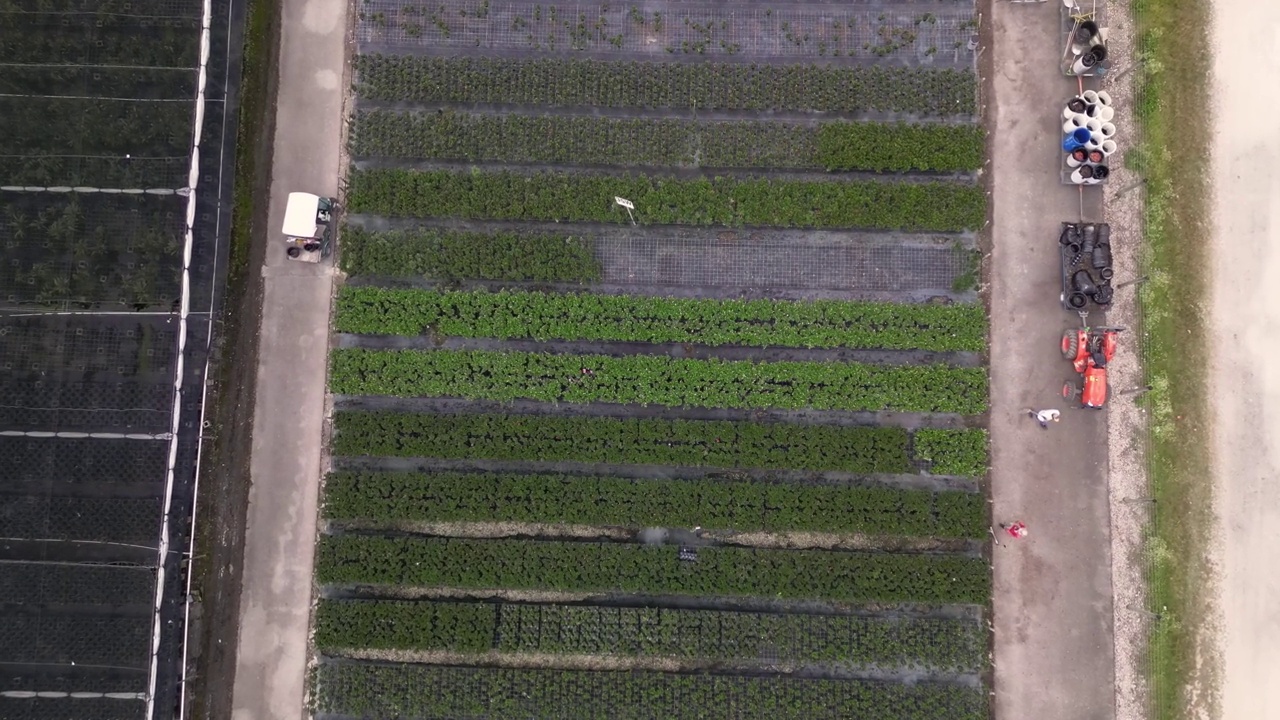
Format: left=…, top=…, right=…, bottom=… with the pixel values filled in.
left=283, top=192, right=321, bottom=237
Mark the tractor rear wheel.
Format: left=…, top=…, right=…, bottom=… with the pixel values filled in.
left=1061, top=330, right=1079, bottom=359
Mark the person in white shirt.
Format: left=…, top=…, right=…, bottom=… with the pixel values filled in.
left=1024, top=408, right=1061, bottom=429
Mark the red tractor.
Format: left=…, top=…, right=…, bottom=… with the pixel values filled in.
left=1061, top=321, right=1122, bottom=409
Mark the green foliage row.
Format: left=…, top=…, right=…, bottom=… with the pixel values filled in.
left=914, top=428, right=989, bottom=477
left=352, top=109, right=984, bottom=172
left=334, top=286, right=988, bottom=352
left=333, top=412, right=987, bottom=476
left=323, top=471, right=987, bottom=538
left=338, top=225, right=601, bottom=281
left=1, top=14, right=201, bottom=67
left=1, top=97, right=193, bottom=157
left=355, top=55, right=977, bottom=116
left=329, top=348, right=989, bottom=414
left=332, top=411, right=915, bottom=474
left=314, top=598, right=494, bottom=653
left=817, top=122, right=985, bottom=172
left=316, top=536, right=990, bottom=604
left=314, top=599, right=985, bottom=672
left=316, top=661, right=988, bottom=720
left=347, top=168, right=985, bottom=232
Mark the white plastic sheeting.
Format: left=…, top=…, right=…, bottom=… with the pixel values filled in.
left=144, top=0, right=214, bottom=716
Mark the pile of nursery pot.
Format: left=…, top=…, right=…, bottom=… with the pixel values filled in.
left=1062, top=89, right=1117, bottom=186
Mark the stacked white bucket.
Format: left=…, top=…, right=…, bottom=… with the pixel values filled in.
left=1062, top=90, right=1116, bottom=185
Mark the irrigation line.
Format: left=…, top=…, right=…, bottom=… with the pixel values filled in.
left=0, top=9, right=199, bottom=18
left=0, top=557, right=151, bottom=569
left=0, top=185, right=185, bottom=194
left=0, top=311, right=210, bottom=318
left=0, top=537, right=163, bottom=552
left=0, top=430, right=171, bottom=440
left=0, top=660, right=148, bottom=672
left=0, top=93, right=197, bottom=102
left=0, top=691, right=146, bottom=700
left=0, top=62, right=193, bottom=71
left=0, top=154, right=187, bottom=160
left=145, top=0, right=214, bottom=713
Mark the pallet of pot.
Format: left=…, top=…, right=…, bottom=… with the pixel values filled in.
left=1066, top=147, right=1115, bottom=168
left=1071, top=19, right=1104, bottom=55
left=1062, top=127, right=1115, bottom=157
left=1069, top=43, right=1109, bottom=75
left=1064, top=268, right=1115, bottom=309
left=1069, top=164, right=1110, bottom=185
left=1063, top=90, right=1115, bottom=121
left=1062, top=114, right=1117, bottom=144
left=1060, top=222, right=1115, bottom=311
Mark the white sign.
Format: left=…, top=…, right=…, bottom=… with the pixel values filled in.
left=614, top=196, right=635, bottom=210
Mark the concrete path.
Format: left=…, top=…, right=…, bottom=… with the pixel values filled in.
left=988, top=4, right=1117, bottom=720
left=1209, top=1, right=1280, bottom=717
left=228, top=0, right=347, bottom=717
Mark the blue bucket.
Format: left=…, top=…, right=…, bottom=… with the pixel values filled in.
left=1062, top=128, right=1091, bottom=152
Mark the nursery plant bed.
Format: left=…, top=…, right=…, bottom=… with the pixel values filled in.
left=356, top=0, right=978, bottom=68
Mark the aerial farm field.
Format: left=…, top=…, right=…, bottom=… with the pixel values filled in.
left=313, top=0, right=988, bottom=717
left=0, top=0, right=238, bottom=718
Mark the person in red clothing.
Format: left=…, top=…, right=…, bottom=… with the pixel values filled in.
left=999, top=521, right=1028, bottom=539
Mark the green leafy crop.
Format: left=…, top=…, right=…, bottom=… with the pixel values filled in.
left=331, top=411, right=920, bottom=474
left=323, top=471, right=986, bottom=538
left=347, top=168, right=985, bottom=232
left=335, top=286, right=988, bottom=352
left=316, top=536, right=991, bottom=604
left=329, top=348, right=989, bottom=414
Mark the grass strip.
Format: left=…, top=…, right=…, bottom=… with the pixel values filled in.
left=353, top=109, right=984, bottom=173
left=332, top=411, right=916, bottom=474
left=315, top=536, right=990, bottom=604
left=323, top=471, right=987, bottom=538
left=314, top=599, right=985, bottom=672
left=335, top=286, right=988, bottom=352
left=315, top=661, right=988, bottom=720
left=1132, top=0, right=1215, bottom=714
left=355, top=54, right=977, bottom=116
left=347, top=168, right=985, bottom=232
left=338, top=225, right=600, bottom=281
left=329, top=348, right=990, bottom=414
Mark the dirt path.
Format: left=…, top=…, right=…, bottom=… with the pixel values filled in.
left=987, top=2, right=1117, bottom=719
left=1209, top=2, right=1280, bottom=717
left=226, top=0, right=348, bottom=716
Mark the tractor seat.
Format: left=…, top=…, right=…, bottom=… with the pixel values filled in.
left=1092, top=351, right=1107, bottom=368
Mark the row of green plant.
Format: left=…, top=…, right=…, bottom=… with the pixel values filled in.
left=352, top=109, right=984, bottom=173
left=314, top=599, right=985, bottom=671
left=0, top=155, right=189, bottom=191
left=315, top=661, right=988, bottom=720
left=323, top=471, right=986, bottom=538
left=339, top=225, right=600, bottom=281
left=2, top=97, right=194, bottom=158
left=348, top=168, right=985, bottom=231
left=816, top=122, right=985, bottom=173
left=329, top=348, right=989, bottom=414
left=2, top=14, right=201, bottom=67
left=9, top=0, right=200, bottom=18
left=0, top=66, right=194, bottom=99
left=355, top=55, right=978, bottom=116
left=0, top=193, right=183, bottom=307
left=335, top=286, right=988, bottom=351
left=332, top=412, right=987, bottom=476
left=316, top=536, right=990, bottom=604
